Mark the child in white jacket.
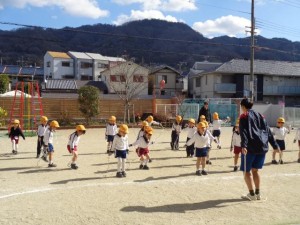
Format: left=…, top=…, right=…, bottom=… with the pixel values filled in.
left=230, top=119, right=241, bottom=171
left=294, top=127, right=300, bottom=163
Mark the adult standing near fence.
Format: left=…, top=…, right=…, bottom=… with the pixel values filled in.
left=197, top=101, right=211, bottom=123
left=239, top=98, right=279, bottom=201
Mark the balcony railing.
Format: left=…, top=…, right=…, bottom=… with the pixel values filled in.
left=214, top=83, right=236, bottom=93
left=264, top=86, right=300, bottom=95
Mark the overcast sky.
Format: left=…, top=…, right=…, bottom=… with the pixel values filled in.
left=0, top=0, right=299, bottom=42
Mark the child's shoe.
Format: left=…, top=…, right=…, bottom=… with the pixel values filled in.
left=139, top=164, right=143, bottom=169
left=241, top=193, right=257, bottom=201
left=233, top=166, right=238, bottom=172
left=143, top=165, right=149, bottom=170
left=122, top=171, right=127, bottom=177
left=41, top=156, right=48, bottom=162
left=48, top=163, right=57, bottom=167
left=195, top=170, right=201, bottom=176
left=279, top=159, right=284, bottom=164
left=201, top=170, right=208, bottom=175
left=116, top=172, right=123, bottom=178
left=71, top=164, right=78, bottom=169
left=170, top=142, right=174, bottom=150
left=36, top=154, right=40, bottom=158
left=271, top=160, right=278, bottom=164
left=256, top=193, right=261, bottom=200
left=149, top=159, right=152, bottom=163
left=298, top=158, right=300, bottom=163
left=12, top=150, right=17, bottom=155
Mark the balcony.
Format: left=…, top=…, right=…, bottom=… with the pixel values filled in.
left=264, top=86, right=300, bottom=95
left=214, top=83, right=236, bottom=93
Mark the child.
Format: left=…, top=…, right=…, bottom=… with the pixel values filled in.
left=67, top=125, right=86, bottom=169
left=136, top=121, right=153, bottom=162
left=294, top=127, right=300, bottom=163
left=36, top=116, right=48, bottom=158
left=43, top=120, right=60, bottom=167
left=130, top=126, right=154, bottom=170
left=272, top=117, right=290, bottom=164
left=230, top=119, right=242, bottom=171
left=199, top=115, right=206, bottom=123
left=170, top=115, right=182, bottom=150
left=105, top=116, right=118, bottom=154
left=110, top=124, right=129, bottom=178
left=146, top=115, right=162, bottom=127
left=212, top=112, right=228, bottom=149
left=8, top=119, right=25, bottom=154
left=185, top=118, right=197, bottom=157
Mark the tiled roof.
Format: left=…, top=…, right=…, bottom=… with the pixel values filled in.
left=47, top=51, right=70, bottom=59
left=216, top=59, right=300, bottom=76
left=45, top=79, right=77, bottom=90
left=150, top=65, right=180, bottom=75
left=68, top=51, right=92, bottom=60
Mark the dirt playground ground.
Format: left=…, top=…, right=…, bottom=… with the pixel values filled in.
left=0, top=127, right=299, bottom=225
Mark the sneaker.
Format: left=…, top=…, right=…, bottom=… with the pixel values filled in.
left=48, top=163, right=57, bottom=167
left=201, top=170, right=208, bottom=175
left=170, top=142, right=174, bottom=150
left=116, top=172, right=123, bottom=178
left=36, top=154, right=40, bottom=158
left=233, top=166, right=238, bottom=172
left=195, top=170, right=201, bottom=176
left=122, top=171, right=127, bottom=177
left=71, top=164, right=78, bottom=169
left=149, top=159, right=152, bottom=163
left=139, top=164, right=143, bottom=169
left=298, top=158, right=300, bottom=163
left=241, top=193, right=257, bottom=201
left=143, top=165, right=149, bottom=170
left=217, top=145, right=222, bottom=149
left=279, top=160, right=284, bottom=164
left=12, top=150, right=17, bottom=155
left=106, top=150, right=109, bottom=154
left=206, top=160, right=212, bottom=165
left=256, top=193, right=261, bottom=200
left=41, top=156, right=48, bottom=162
left=271, top=160, right=278, bottom=164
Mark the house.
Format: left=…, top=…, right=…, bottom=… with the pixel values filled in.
left=100, top=61, right=149, bottom=96
left=188, top=59, right=300, bottom=106
left=44, top=51, right=74, bottom=80
left=44, top=51, right=125, bottom=82
left=148, top=65, right=182, bottom=96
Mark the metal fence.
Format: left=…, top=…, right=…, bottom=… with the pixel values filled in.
left=284, top=107, right=300, bottom=127
left=156, top=104, right=199, bottom=120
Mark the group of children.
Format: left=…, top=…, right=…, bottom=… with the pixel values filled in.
left=8, top=116, right=86, bottom=169
left=7, top=113, right=300, bottom=177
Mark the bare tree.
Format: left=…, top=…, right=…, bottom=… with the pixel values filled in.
left=106, top=61, right=149, bottom=123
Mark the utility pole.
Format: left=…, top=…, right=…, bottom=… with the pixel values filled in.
left=250, top=0, right=255, bottom=101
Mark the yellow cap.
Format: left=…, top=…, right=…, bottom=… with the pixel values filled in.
left=13, top=119, right=20, bottom=124
left=203, top=120, right=209, bottom=128
left=277, top=117, right=285, bottom=123
left=76, top=125, right=86, bottom=132
left=144, top=126, right=153, bottom=135
left=50, top=120, right=60, bottom=128
left=146, top=116, right=154, bottom=123
left=188, top=118, right=195, bottom=124
left=119, top=124, right=129, bottom=134
left=197, top=122, right=206, bottom=129
left=40, top=116, right=48, bottom=123
left=213, top=112, right=219, bottom=120
left=200, top=115, right=205, bottom=119
left=141, top=121, right=149, bottom=127
left=176, top=115, right=182, bottom=123
left=109, top=116, right=116, bottom=122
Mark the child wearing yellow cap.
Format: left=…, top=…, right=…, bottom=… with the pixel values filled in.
left=171, top=115, right=183, bottom=150
left=185, top=118, right=197, bottom=157
left=105, top=116, right=118, bottom=154
left=43, top=120, right=60, bottom=167
left=271, top=117, right=290, bottom=164
left=294, top=127, right=300, bottom=163
left=111, top=124, right=129, bottom=178
left=186, top=122, right=216, bottom=176
left=36, top=116, right=49, bottom=158
left=8, top=119, right=25, bottom=155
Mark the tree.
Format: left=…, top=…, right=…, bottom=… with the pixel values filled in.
left=78, top=86, right=100, bottom=124
left=0, top=74, right=10, bottom=94
left=106, top=61, right=149, bottom=123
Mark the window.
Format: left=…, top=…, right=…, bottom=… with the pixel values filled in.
left=62, top=61, right=70, bottom=67
left=195, top=77, right=201, bottom=87
left=110, top=75, right=126, bottom=82
left=98, top=63, right=108, bottom=69
left=162, top=75, right=167, bottom=84
left=133, top=75, right=144, bottom=82
left=46, top=61, right=50, bottom=67
left=81, top=62, right=92, bottom=68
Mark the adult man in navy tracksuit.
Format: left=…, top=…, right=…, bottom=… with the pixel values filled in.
left=239, top=98, right=278, bottom=201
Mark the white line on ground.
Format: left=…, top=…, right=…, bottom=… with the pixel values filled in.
left=0, top=172, right=299, bottom=200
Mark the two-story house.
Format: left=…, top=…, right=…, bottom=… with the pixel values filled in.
left=188, top=59, right=300, bottom=106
